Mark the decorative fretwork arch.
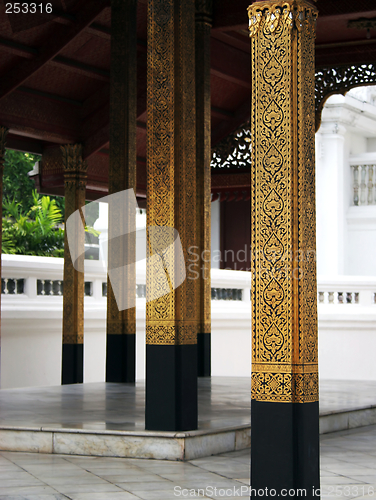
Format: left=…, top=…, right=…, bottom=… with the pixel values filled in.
left=315, top=63, right=376, bottom=131
left=212, top=64, right=376, bottom=164
left=211, top=122, right=251, bottom=169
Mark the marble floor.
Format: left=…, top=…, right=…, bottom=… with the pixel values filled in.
left=0, top=378, right=250, bottom=432
left=0, top=424, right=376, bottom=499
left=1, top=378, right=376, bottom=432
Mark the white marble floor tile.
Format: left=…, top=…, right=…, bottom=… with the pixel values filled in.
left=95, top=473, right=166, bottom=483
left=320, top=476, right=365, bottom=485
left=33, top=475, right=112, bottom=487
left=1, top=422, right=376, bottom=499
left=116, top=480, right=176, bottom=492
left=0, top=495, right=68, bottom=500
left=54, top=483, right=126, bottom=494
left=0, top=486, right=60, bottom=496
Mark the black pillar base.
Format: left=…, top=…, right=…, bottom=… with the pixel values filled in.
left=145, top=344, right=198, bottom=431
left=61, top=343, right=83, bottom=385
left=197, top=332, right=211, bottom=377
left=251, top=400, right=320, bottom=499
left=106, top=334, right=135, bottom=383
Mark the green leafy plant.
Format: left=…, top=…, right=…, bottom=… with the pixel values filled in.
left=2, top=149, right=100, bottom=257
left=3, top=149, right=65, bottom=218
left=2, top=191, right=65, bottom=257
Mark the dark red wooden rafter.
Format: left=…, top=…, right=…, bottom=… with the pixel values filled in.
left=1, top=0, right=376, bottom=199
left=0, top=0, right=110, bottom=101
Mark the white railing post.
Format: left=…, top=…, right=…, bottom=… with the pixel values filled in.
left=26, top=277, right=37, bottom=299
left=360, top=165, right=367, bottom=205
left=243, top=285, right=251, bottom=303
left=368, top=165, right=374, bottom=205
left=92, top=278, right=103, bottom=301
left=352, top=165, right=359, bottom=205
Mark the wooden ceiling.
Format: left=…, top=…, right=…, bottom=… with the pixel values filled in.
left=0, top=0, right=376, bottom=198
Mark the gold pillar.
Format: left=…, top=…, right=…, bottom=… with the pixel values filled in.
left=106, top=0, right=137, bottom=383
left=248, top=1, right=320, bottom=493
left=249, top=0, right=318, bottom=404
left=196, top=0, right=212, bottom=377
left=146, top=0, right=198, bottom=431
left=61, top=144, right=88, bottom=384
left=0, top=127, right=8, bottom=379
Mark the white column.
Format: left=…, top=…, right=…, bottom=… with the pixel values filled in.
left=316, top=121, right=347, bottom=275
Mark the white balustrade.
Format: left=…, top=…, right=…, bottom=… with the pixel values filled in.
left=3, top=255, right=376, bottom=387
left=1, top=255, right=250, bottom=303
left=317, top=275, right=376, bottom=307
left=351, top=164, right=376, bottom=206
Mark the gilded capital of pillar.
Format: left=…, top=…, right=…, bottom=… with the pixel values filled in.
left=248, top=0, right=317, bottom=37
left=195, top=0, right=212, bottom=24
left=61, top=144, right=88, bottom=189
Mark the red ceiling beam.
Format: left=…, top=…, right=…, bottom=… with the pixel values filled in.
left=0, top=0, right=110, bottom=102
left=211, top=31, right=250, bottom=54
left=212, top=98, right=250, bottom=148
left=83, top=103, right=236, bottom=160
left=212, top=0, right=376, bottom=31
left=316, top=1, right=376, bottom=17
left=0, top=37, right=110, bottom=82
left=212, top=0, right=249, bottom=31
left=316, top=39, right=376, bottom=67
left=0, top=90, right=81, bottom=144
left=211, top=38, right=250, bottom=88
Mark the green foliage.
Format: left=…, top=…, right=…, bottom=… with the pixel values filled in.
left=3, top=149, right=65, bottom=218
left=2, top=190, right=65, bottom=257
left=2, top=149, right=100, bottom=258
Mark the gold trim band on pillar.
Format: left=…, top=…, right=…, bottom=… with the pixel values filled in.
left=146, top=0, right=198, bottom=346
left=61, top=144, right=87, bottom=345
left=248, top=0, right=319, bottom=403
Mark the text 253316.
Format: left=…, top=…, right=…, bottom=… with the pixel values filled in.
left=5, top=3, right=53, bottom=14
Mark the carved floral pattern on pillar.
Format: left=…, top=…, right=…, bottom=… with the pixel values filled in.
left=146, top=0, right=199, bottom=345
left=61, top=144, right=87, bottom=345
left=248, top=0, right=319, bottom=403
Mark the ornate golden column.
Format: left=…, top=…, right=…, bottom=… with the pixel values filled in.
left=195, top=0, right=212, bottom=377
left=106, top=0, right=137, bottom=383
left=0, top=127, right=8, bottom=382
left=248, top=0, right=320, bottom=496
left=61, top=144, right=87, bottom=384
left=146, top=0, right=198, bottom=431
